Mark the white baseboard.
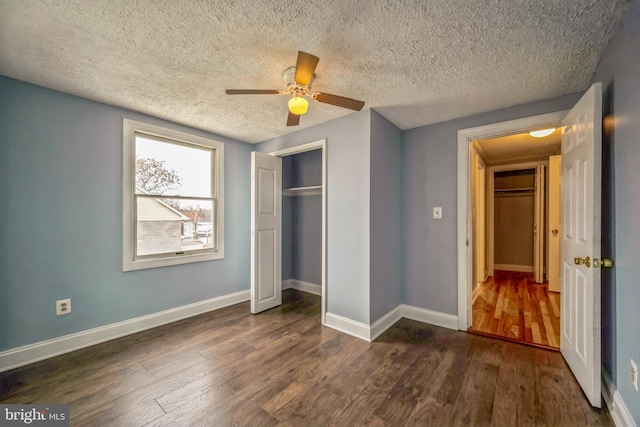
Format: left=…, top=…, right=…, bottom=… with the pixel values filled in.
left=0, top=290, right=250, bottom=373
left=324, top=312, right=371, bottom=341
left=401, top=305, right=459, bottom=330
left=370, top=306, right=403, bottom=341
left=495, top=264, right=534, bottom=273
left=603, top=368, right=637, bottom=427
left=325, top=305, right=459, bottom=343
left=282, top=279, right=321, bottom=296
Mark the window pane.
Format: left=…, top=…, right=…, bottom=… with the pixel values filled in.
left=136, top=197, right=214, bottom=257
left=135, top=135, right=212, bottom=197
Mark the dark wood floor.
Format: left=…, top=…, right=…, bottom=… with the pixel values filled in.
left=1, top=290, right=611, bottom=426
left=471, top=271, right=561, bottom=350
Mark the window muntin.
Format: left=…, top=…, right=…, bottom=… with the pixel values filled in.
left=123, top=119, right=224, bottom=271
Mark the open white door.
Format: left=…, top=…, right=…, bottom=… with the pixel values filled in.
left=533, top=164, right=546, bottom=283
left=560, top=83, right=602, bottom=407
left=251, top=152, right=282, bottom=314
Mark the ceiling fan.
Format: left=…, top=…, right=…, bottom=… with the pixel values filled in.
left=225, top=51, right=365, bottom=126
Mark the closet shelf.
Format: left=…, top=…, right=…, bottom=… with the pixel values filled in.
left=283, top=185, right=322, bottom=196
left=494, top=187, right=535, bottom=194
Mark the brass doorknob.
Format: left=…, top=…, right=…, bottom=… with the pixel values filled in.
left=552, top=228, right=559, bottom=236
left=593, top=258, right=614, bottom=268
left=574, top=256, right=591, bottom=268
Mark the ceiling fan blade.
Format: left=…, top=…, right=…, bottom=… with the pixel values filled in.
left=294, top=51, right=319, bottom=86
left=225, top=89, right=280, bottom=95
left=286, top=112, right=300, bottom=126
left=314, top=93, right=365, bottom=111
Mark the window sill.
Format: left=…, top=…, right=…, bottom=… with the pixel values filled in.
left=123, top=251, right=224, bottom=272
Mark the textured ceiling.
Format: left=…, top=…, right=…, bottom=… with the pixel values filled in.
left=0, top=0, right=628, bottom=143
left=477, top=130, right=561, bottom=165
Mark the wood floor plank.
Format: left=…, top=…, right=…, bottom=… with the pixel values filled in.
left=471, top=270, right=561, bottom=349
left=272, top=384, right=343, bottom=425
left=224, top=335, right=314, bottom=392
left=549, top=290, right=561, bottom=318
left=427, top=334, right=474, bottom=406
left=1, top=289, right=612, bottom=426
left=490, top=341, right=536, bottom=426
left=540, top=300, right=558, bottom=348
left=407, top=396, right=454, bottom=426
left=373, top=360, right=428, bottom=423
left=450, top=359, right=499, bottom=426
left=328, top=322, right=427, bottom=424
left=155, top=373, right=234, bottom=413
left=69, top=358, right=222, bottom=424
left=99, top=400, right=166, bottom=427
left=514, top=345, right=537, bottom=426
left=141, top=349, right=207, bottom=376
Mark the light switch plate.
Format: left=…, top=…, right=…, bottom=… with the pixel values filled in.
left=433, top=207, right=442, bottom=219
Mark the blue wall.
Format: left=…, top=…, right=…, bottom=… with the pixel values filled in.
left=401, top=93, right=582, bottom=315
left=369, top=110, right=403, bottom=323
left=593, top=0, right=640, bottom=420
left=289, top=196, right=322, bottom=285
left=257, top=110, right=372, bottom=324
left=0, top=77, right=253, bottom=351
left=282, top=149, right=322, bottom=189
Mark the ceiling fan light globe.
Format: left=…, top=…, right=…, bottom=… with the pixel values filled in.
left=288, top=97, right=308, bottom=115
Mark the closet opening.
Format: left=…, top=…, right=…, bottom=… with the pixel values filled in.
left=269, top=140, right=327, bottom=324
left=282, top=149, right=322, bottom=308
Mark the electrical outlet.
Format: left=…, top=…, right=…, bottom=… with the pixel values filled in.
left=632, top=359, right=638, bottom=392
left=56, top=299, right=71, bottom=316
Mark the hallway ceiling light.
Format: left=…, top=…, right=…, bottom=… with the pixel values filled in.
left=529, top=128, right=556, bottom=138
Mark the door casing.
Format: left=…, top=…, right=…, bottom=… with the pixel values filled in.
left=268, top=139, right=328, bottom=324
left=457, top=110, right=568, bottom=330
left=548, top=155, right=562, bottom=292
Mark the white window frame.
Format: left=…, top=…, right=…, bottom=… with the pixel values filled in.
left=123, top=118, right=224, bottom=271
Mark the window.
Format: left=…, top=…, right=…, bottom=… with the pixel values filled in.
left=123, top=119, right=224, bottom=271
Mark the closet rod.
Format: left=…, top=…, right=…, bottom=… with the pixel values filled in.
left=494, top=187, right=535, bottom=194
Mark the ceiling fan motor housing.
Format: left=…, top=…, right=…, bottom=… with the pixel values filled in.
left=283, top=66, right=313, bottom=97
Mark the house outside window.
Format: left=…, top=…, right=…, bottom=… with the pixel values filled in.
left=123, top=119, right=224, bottom=271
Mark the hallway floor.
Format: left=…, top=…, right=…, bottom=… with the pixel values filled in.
left=470, top=270, right=561, bottom=350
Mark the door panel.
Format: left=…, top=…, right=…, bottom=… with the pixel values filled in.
left=257, top=229, right=276, bottom=301
left=251, top=152, right=282, bottom=314
left=258, top=168, right=276, bottom=214
left=560, top=83, right=602, bottom=408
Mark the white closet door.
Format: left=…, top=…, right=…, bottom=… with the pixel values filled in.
left=251, top=152, right=282, bottom=314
